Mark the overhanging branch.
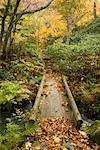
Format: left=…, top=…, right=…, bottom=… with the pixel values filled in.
left=20, top=0, right=54, bottom=16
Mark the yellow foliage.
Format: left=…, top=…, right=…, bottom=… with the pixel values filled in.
left=35, top=10, right=67, bottom=48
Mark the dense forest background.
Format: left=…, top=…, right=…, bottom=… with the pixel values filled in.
left=0, top=0, right=100, bottom=149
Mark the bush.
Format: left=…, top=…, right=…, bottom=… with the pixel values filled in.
left=0, top=41, right=44, bottom=149
left=0, top=121, right=38, bottom=150
left=0, top=81, right=32, bottom=105
left=72, top=17, right=100, bottom=43
left=46, top=35, right=99, bottom=82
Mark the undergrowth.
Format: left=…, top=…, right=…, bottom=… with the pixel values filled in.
left=0, top=120, right=38, bottom=150
left=45, top=17, right=100, bottom=120
left=0, top=41, right=44, bottom=149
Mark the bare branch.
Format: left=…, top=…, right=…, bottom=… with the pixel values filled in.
left=20, top=0, right=54, bottom=16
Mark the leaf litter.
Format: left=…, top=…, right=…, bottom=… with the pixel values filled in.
left=24, top=117, right=99, bottom=150
left=24, top=70, right=99, bottom=150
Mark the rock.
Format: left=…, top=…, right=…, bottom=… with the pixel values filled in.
left=79, top=130, right=87, bottom=138
left=87, top=120, right=100, bottom=144
left=32, top=142, right=47, bottom=149
left=81, top=120, right=92, bottom=130
left=53, top=136, right=61, bottom=143
left=33, top=146, right=41, bottom=150
left=5, top=118, right=11, bottom=122
left=25, top=141, right=32, bottom=150
left=65, top=141, right=74, bottom=150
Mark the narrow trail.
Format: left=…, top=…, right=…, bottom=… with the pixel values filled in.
left=24, top=70, right=98, bottom=150
left=39, top=69, right=73, bottom=120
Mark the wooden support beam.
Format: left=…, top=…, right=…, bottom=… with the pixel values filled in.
left=62, top=75, right=83, bottom=128
left=30, top=74, right=45, bottom=120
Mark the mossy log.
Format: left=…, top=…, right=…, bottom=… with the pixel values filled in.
left=62, top=75, right=83, bottom=128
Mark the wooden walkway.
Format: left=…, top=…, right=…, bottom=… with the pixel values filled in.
left=39, top=72, right=73, bottom=120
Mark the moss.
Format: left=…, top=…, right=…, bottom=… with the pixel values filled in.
left=87, top=120, right=100, bottom=144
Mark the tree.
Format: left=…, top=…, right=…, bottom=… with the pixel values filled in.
left=34, top=9, right=67, bottom=48
left=93, top=0, right=97, bottom=19
left=0, top=0, right=54, bottom=60
left=54, top=0, right=91, bottom=45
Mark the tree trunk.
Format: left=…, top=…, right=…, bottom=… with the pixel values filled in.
left=66, top=17, right=71, bottom=45
left=7, top=20, right=17, bottom=55
left=94, top=1, right=97, bottom=19
left=1, top=0, right=54, bottom=59
left=0, top=0, right=10, bottom=50
left=2, top=0, right=21, bottom=60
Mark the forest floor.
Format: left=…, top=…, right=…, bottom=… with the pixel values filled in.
left=24, top=70, right=99, bottom=150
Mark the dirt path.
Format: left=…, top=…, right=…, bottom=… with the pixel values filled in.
left=39, top=70, right=73, bottom=120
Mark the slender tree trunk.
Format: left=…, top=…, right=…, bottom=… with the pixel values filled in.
left=0, top=0, right=54, bottom=59
left=0, top=18, right=6, bottom=48
left=7, top=22, right=17, bottom=57
left=0, top=0, right=10, bottom=50
left=2, top=0, right=21, bottom=60
left=66, top=17, right=71, bottom=45
left=94, top=1, right=97, bottom=19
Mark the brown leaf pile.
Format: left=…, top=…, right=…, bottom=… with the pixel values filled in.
left=45, top=69, right=64, bottom=90
left=24, top=117, right=99, bottom=150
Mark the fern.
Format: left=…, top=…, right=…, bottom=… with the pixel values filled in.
left=0, top=81, right=32, bottom=104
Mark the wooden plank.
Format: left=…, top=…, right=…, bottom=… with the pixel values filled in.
left=62, top=75, right=83, bottom=128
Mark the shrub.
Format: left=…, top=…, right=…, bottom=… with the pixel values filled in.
left=0, top=121, right=38, bottom=150
left=46, top=33, right=99, bottom=81
left=72, top=17, right=100, bottom=43
left=0, top=81, right=32, bottom=105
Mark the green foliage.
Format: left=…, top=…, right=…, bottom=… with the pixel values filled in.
left=72, top=17, right=100, bottom=43
left=0, top=122, right=23, bottom=150
left=0, top=39, right=44, bottom=149
left=0, top=41, right=44, bottom=105
left=0, top=121, right=38, bottom=150
left=0, top=81, right=31, bottom=104
left=46, top=34, right=99, bottom=80
left=0, top=68, right=14, bottom=80
left=24, top=121, right=38, bottom=135
left=46, top=17, right=100, bottom=119
left=10, top=59, right=44, bottom=83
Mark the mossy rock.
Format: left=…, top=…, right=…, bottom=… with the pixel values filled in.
left=87, top=120, right=100, bottom=144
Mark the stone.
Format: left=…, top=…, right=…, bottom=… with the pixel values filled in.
left=32, top=142, right=47, bottom=149
left=65, top=141, right=74, bottom=150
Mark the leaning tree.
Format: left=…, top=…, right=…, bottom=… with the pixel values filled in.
left=0, top=0, right=54, bottom=59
